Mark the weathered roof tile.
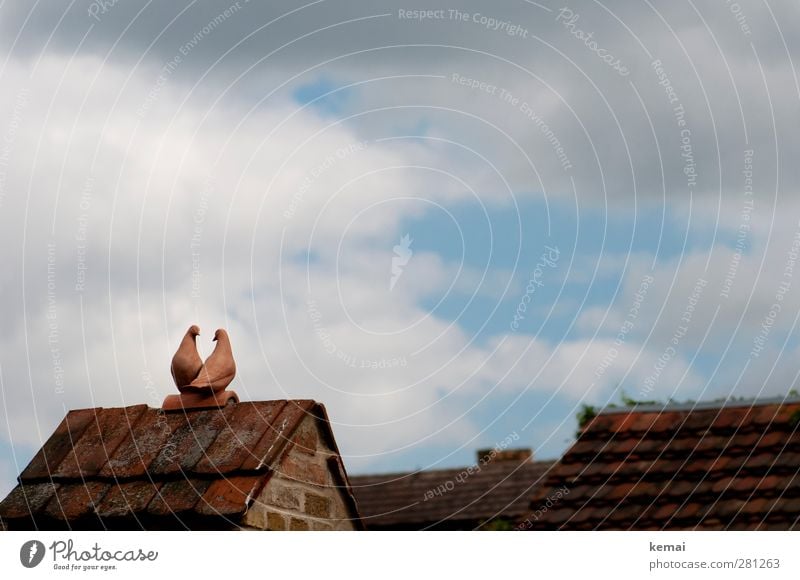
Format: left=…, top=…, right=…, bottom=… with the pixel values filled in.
left=43, top=481, right=110, bottom=521
left=195, top=401, right=286, bottom=474
left=146, top=479, right=210, bottom=517
left=52, top=406, right=148, bottom=479
left=20, top=410, right=96, bottom=481
left=240, top=401, right=314, bottom=471
left=97, top=481, right=163, bottom=519
left=196, top=475, right=265, bottom=516
left=146, top=408, right=229, bottom=476
left=0, top=482, right=58, bottom=519
left=98, top=409, right=180, bottom=478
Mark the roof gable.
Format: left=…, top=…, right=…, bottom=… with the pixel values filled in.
left=0, top=400, right=357, bottom=529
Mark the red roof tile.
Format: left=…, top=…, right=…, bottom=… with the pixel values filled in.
left=196, top=475, right=265, bottom=516
left=146, top=407, right=231, bottom=476
left=20, top=410, right=96, bottom=480
left=0, top=483, right=59, bottom=520
left=194, top=400, right=285, bottom=474
left=96, top=480, right=164, bottom=519
left=97, top=408, right=180, bottom=479
left=146, top=479, right=212, bottom=517
left=519, top=399, right=800, bottom=530
left=53, top=406, right=149, bottom=479
left=239, top=401, right=313, bottom=471
left=43, top=481, right=110, bottom=522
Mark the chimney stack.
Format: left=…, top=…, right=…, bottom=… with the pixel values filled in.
left=476, top=447, right=533, bottom=465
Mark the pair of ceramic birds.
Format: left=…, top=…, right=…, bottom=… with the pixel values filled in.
left=170, top=325, right=236, bottom=393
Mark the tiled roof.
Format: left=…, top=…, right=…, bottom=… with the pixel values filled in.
left=519, top=399, right=800, bottom=530
left=351, top=458, right=554, bottom=529
left=0, top=400, right=354, bottom=529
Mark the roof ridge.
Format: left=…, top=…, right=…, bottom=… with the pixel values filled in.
left=598, top=395, right=800, bottom=415
left=350, top=459, right=556, bottom=481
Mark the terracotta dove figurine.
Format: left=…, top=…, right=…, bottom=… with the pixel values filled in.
left=187, top=328, right=236, bottom=392
left=171, top=325, right=203, bottom=392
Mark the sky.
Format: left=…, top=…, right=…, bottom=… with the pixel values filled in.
left=1, top=0, right=800, bottom=497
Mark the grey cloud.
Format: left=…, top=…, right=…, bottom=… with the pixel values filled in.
left=2, top=1, right=798, bottom=204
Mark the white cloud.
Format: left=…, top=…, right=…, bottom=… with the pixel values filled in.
left=0, top=52, right=595, bottom=482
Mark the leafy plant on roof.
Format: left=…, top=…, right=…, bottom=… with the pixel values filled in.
left=620, top=390, right=658, bottom=407
left=480, top=518, right=515, bottom=531
left=575, top=403, right=598, bottom=438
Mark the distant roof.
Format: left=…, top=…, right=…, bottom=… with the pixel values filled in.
left=0, top=400, right=358, bottom=530
left=351, top=456, right=555, bottom=530
left=519, top=399, right=800, bottom=530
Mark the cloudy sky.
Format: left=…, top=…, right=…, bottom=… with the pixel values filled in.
left=1, top=0, right=800, bottom=496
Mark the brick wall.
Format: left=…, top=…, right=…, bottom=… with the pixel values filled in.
left=242, top=415, right=358, bottom=530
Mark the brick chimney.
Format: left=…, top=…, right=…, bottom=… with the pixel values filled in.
left=476, top=447, right=533, bottom=465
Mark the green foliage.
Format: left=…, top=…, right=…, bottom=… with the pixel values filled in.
left=480, top=518, right=515, bottom=531
left=620, top=390, right=658, bottom=407
left=575, top=403, right=598, bottom=438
